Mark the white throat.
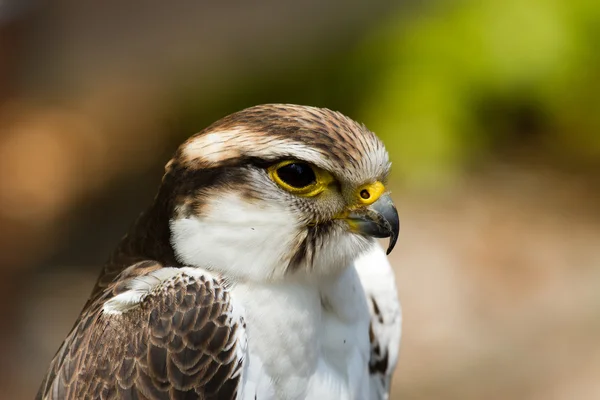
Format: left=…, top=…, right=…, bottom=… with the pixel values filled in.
left=170, top=191, right=302, bottom=281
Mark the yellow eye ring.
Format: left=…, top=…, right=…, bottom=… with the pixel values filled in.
left=268, top=160, right=333, bottom=197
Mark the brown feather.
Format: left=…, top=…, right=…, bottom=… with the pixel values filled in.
left=37, top=263, right=245, bottom=400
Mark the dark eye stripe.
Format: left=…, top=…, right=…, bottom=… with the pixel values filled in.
left=276, top=163, right=317, bottom=189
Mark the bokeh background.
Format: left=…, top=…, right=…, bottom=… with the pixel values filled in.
left=1, top=1, right=599, bottom=399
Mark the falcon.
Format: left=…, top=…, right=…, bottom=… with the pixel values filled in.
left=37, top=104, right=402, bottom=400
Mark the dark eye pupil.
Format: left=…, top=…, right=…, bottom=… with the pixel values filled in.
left=277, top=163, right=316, bottom=188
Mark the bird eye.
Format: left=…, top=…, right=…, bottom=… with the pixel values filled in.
left=268, top=160, right=332, bottom=196
left=276, top=162, right=316, bottom=189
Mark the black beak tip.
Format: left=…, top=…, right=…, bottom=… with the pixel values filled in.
left=386, top=233, right=398, bottom=255
left=379, top=198, right=399, bottom=255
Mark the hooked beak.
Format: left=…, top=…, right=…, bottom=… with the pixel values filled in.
left=345, top=193, right=399, bottom=255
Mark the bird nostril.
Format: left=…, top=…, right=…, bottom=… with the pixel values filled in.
left=357, top=181, right=384, bottom=205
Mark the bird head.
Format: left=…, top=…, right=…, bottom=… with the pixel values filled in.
left=161, top=104, right=399, bottom=282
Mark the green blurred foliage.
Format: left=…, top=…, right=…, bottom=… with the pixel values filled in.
left=353, top=0, right=600, bottom=186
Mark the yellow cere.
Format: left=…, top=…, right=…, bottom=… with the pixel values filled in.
left=356, top=181, right=385, bottom=206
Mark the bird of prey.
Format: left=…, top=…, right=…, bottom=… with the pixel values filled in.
left=37, top=104, right=402, bottom=400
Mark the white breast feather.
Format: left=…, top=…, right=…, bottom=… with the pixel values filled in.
left=235, top=243, right=399, bottom=400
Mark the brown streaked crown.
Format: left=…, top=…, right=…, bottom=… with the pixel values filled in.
left=168, top=104, right=389, bottom=184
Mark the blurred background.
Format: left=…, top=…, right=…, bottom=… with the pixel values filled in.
left=1, top=1, right=599, bottom=399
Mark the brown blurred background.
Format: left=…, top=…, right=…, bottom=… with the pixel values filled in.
left=1, top=1, right=599, bottom=399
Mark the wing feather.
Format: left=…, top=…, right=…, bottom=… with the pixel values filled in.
left=36, top=261, right=246, bottom=400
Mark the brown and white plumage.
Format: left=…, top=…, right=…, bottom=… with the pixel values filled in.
left=37, top=104, right=401, bottom=400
